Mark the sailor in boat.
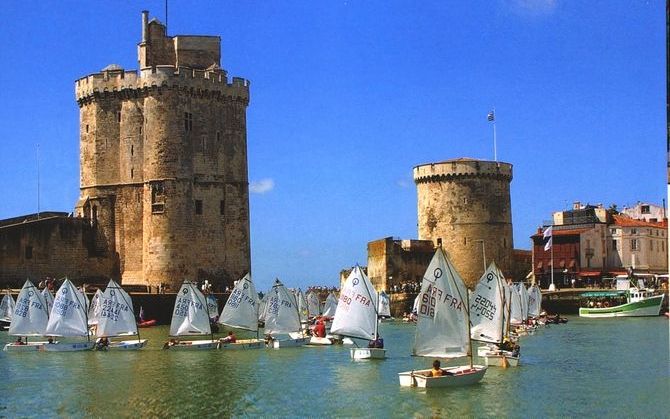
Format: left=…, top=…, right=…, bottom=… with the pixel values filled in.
left=95, top=337, right=110, bottom=351
left=313, top=319, right=326, bottom=338
left=220, top=331, right=236, bottom=344
left=47, top=337, right=55, bottom=345
left=367, top=334, right=384, bottom=349
left=15, top=336, right=26, bottom=346
left=163, top=338, right=180, bottom=349
left=423, top=360, right=454, bottom=377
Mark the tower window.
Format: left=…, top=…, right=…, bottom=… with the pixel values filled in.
left=131, top=168, right=134, bottom=179
left=195, top=200, right=203, bottom=215
left=117, top=112, right=121, bottom=122
left=86, top=124, right=89, bottom=133
left=131, top=145, right=134, bottom=156
left=151, top=182, right=165, bottom=213
left=184, top=112, right=193, bottom=132
left=220, top=200, right=225, bottom=216
left=25, top=245, right=33, bottom=259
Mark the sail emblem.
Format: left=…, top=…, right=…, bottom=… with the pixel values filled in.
left=28, top=291, right=34, bottom=297
left=62, top=288, right=68, bottom=295
left=183, top=288, right=189, bottom=294
left=433, top=268, right=443, bottom=279
left=110, top=290, right=116, bottom=297
left=243, top=283, right=249, bottom=289
left=352, top=278, right=359, bottom=286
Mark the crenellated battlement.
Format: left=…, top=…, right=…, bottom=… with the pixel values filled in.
left=413, top=158, right=513, bottom=184
left=75, top=65, right=250, bottom=104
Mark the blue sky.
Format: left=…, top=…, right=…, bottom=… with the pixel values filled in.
left=0, top=1, right=665, bottom=291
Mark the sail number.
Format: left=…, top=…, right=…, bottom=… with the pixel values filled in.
left=471, top=295, right=496, bottom=321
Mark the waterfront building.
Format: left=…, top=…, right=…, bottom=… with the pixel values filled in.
left=0, top=11, right=251, bottom=292
left=532, top=202, right=667, bottom=288
left=621, top=201, right=666, bottom=223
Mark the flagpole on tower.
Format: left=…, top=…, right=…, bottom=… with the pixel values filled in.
left=543, top=226, right=555, bottom=291
left=488, top=109, right=497, bottom=161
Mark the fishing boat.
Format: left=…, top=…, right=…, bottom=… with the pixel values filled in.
left=579, top=279, right=665, bottom=318
left=263, top=279, right=308, bottom=348
left=95, top=279, right=147, bottom=350
left=331, top=266, right=386, bottom=360
left=44, top=279, right=95, bottom=351
left=398, top=247, right=487, bottom=388
left=471, top=264, right=519, bottom=367
left=0, top=290, right=16, bottom=330
left=164, top=281, right=218, bottom=350
left=216, top=273, right=264, bottom=350
left=4, top=280, right=54, bottom=352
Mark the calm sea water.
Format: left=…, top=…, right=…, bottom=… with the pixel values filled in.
left=1, top=316, right=668, bottom=418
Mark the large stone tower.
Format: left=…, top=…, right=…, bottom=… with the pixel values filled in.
left=414, top=158, right=513, bottom=288
left=74, top=11, right=251, bottom=291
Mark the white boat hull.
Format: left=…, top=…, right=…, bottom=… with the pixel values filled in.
left=218, top=339, right=264, bottom=350
left=307, top=336, right=333, bottom=346
left=164, top=340, right=218, bottom=350
left=271, top=337, right=308, bottom=348
left=108, top=339, right=148, bottom=350
left=398, top=365, right=487, bottom=388
left=483, top=353, right=519, bottom=367
left=350, top=347, right=386, bottom=360
left=3, top=341, right=54, bottom=352
left=42, top=341, right=95, bottom=352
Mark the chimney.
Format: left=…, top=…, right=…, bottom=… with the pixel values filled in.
left=573, top=201, right=581, bottom=210
left=141, top=10, right=149, bottom=43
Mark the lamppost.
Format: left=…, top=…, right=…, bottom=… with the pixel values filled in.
left=474, top=239, right=486, bottom=274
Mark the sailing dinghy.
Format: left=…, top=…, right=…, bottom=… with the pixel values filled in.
left=471, top=263, right=519, bottom=367
left=0, top=290, right=16, bottom=329
left=44, top=279, right=95, bottom=351
left=331, top=266, right=385, bottom=360
left=42, top=288, right=54, bottom=315
left=4, top=280, right=53, bottom=352
left=164, top=281, right=218, bottom=350
left=264, top=279, right=307, bottom=348
left=398, top=247, right=487, bottom=387
left=95, top=279, right=147, bottom=350
left=216, top=274, right=264, bottom=350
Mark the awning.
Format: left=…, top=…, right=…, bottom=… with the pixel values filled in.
left=579, top=271, right=602, bottom=277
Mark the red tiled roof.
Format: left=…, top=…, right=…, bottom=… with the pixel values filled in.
left=612, top=215, right=665, bottom=228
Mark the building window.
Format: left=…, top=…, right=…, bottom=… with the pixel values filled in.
left=200, top=136, right=207, bottom=152
left=117, top=112, right=121, bottom=123
left=630, top=239, right=638, bottom=251
left=650, top=240, right=653, bottom=251
left=217, top=131, right=221, bottom=144
left=641, top=205, right=650, bottom=214
left=612, top=240, right=617, bottom=250
left=151, top=182, right=165, bottom=213
left=139, top=126, right=142, bottom=135
left=86, top=124, right=89, bottom=133
left=25, top=245, right=33, bottom=259
left=220, top=200, right=225, bottom=216
left=131, top=145, right=134, bottom=156
left=184, top=112, right=193, bottom=132
left=437, top=238, right=442, bottom=247
left=130, top=168, right=134, bottom=179
left=631, top=228, right=637, bottom=235
left=195, top=200, right=203, bottom=215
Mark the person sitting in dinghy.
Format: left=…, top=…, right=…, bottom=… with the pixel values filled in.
left=313, top=319, right=326, bottom=338
left=15, top=337, right=26, bottom=346
left=221, top=331, right=236, bottom=344
left=368, top=334, right=384, bottom=349
left=425, top=360, right=454, bottom=377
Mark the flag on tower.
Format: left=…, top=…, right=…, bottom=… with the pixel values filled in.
left=487, top=110, right=495, bottom=122
left=543, top=226, right=553, bottom=251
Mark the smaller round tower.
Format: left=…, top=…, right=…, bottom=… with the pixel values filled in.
left=413, top=158, right=514, bottom=289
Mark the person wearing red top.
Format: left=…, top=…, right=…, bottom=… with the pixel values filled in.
left=313, top=320, right=326, bottom=338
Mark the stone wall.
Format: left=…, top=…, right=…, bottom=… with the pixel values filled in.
left=366, top=237, right=435, bottom=292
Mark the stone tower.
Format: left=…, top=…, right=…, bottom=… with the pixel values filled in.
left=413, top=158, right=513, bottom=288
left=74, top=11, right=251, bottom=291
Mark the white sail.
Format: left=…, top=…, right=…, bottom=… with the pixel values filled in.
left=296, top=289, right=308, bottom=323
left=509, top=284, right=523, bottom=325
left=413, top=248, right=469, bottom=359
left=206, top=295, right=219, bottom=320
left=218, top=273, right=259, bottom=332
left=331, top=266, right=378, bottom=340
left=306, top=292, right=320, bottom=317
left=169, top=281, right=212, bottom=336
left=45, top=279, right=90, bottom=337
left=96, top=279, right=138, bottom=337
left=0, top=292, right=16, bottom=322
left=378, top=291, right=391, bottom=318
left=470, top=262, right=505, bottom=344
left=258, top=293, right=268, bottom=322
left=528, top=284, right=542, bottom=318
left=88, top=289, right=103, bottom=326
left=8, top=280, right=49, bottom=336
left=518, top=283, right=529, bottom=322
left=501, top=277, right=512, bottom=335
left=42, top=288, right=54, bottom=315
left=322, top=293, right=338, bottom=318
left=264, top=279, right=301, bottom=335
left=412, top=294, right=420, bottom=314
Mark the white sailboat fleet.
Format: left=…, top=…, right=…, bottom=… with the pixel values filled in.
left=4, top=280, right=52, bottom=351
left=398, top=247, right=487, bottom=388
left=44, top=279, right=95, bottom=351
left=331, top=266, right=386, bottom=360
left=95, top=279, right=147, bottom=350
left=0, top=289, right=16, bottom=330
left=217, top=273, right=264, bottom=350
left=263, top=279, right=308, bottom=348
left=165, top=281, right=218, bottom=350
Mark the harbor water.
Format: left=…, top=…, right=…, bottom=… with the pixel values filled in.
left=1, top=316, right=668, bottom=417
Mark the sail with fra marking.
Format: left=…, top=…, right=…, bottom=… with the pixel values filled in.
left=169, top=281, right=211, bottom=336
left=470, top=262, right=505, bottom=344
left=263, top=279, right=301, bottom=335
left=218, top=273, right=259, bottom=332
left=413, top=247, right=469, bottom=358
left=96, top=279, right=138, bottom=337
left=9, top=279, right=49, bottom=336
left=45, top=279, right=90, bottom=337
left=331, top=266, right=378, bottom=340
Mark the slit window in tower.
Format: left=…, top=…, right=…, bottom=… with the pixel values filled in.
left=151, top=182, right=165, bottom=214
left=195, top=200, right=203, bottom=215
left=117, top=112, right=121, bottom=123
left=220, top=200, right=225, bottom=216
left=184, top=112, right=193, bottom=132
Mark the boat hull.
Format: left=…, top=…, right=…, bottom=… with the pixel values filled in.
left=164, top=340, right=218, bottom=350
left=270, top=337, right=308, bottom=348
left=350, top=347, right=386, bottom=360
left=3, top=341, right=54, bottom=352
left=579, top=295, right=665, bottom=318
left=108, top=339, right=148, bottom=350
left=398, top=365, right=487, bottom=388
left=218, top=339, right=264, bottom=350
left=42, top=342, right=95, bottom=352
left=483, top=353, right=519, bottom=367
left=307, top=337, right=333, bottom=346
